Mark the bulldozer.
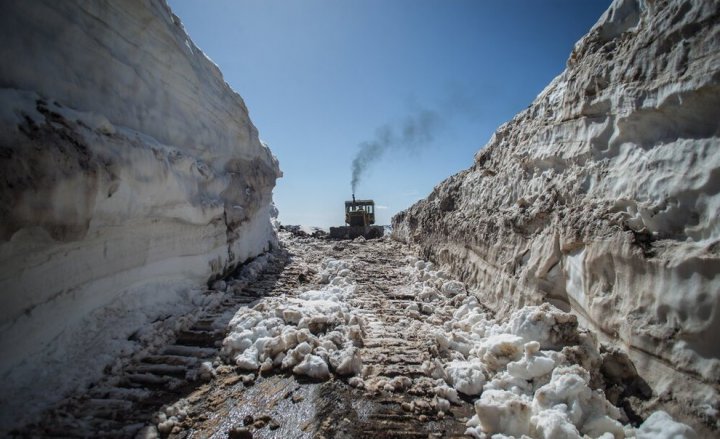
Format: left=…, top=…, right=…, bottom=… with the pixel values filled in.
left=329, top=194, right=384, bottom=239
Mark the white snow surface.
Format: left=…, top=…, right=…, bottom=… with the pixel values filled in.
left=221, top=258, right=364, bottom=379
left=0, top=0, right=279, bottom=432
left=635, top=411, right=698, bottom=439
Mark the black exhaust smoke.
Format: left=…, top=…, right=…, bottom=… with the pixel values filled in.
left=350, top=108, right=441, bottom=193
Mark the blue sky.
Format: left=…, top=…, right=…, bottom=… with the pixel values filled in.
left=168, top=0, right=610, bottom=227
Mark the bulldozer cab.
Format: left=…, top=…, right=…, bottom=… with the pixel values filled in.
left=329, top=194, right=384, bottom=239
left=345, top=196, right=375, bottom=227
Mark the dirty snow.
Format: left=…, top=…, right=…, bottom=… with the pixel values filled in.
left=404, top=258, right=697, bottom=438
left=219, top=246, right=696, bottom=438
left=221, top=258, right=364, bottom=380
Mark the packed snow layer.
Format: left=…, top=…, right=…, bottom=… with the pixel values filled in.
left=0, top=0, right=279, bottom=432
left=221, top=258, right=364, bottom=380
left=393, top=0, right=720, bottom=430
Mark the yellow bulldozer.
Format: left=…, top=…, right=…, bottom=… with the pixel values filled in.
left=329, top=195, right=384, bottom=239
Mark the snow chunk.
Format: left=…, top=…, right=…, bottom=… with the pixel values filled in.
left=531, top=408, right=581, bottom=439
left=476, top=334, right=524, bottom=371
left=445, top=360, right=486, bottom=396
left=293, top=354, right=330, bottom=380
left=635, top=411, right=697, bottom=439
left=468, top=389, right=532, bottom=437
left=435, top=384, right=463, bottom=404
left=329, top=347, right=362, bottom=376
left=506, top=342, right=555, bottom=380
left=234, top=346, right=259, bottom=371
left=533, top=365, right=624, bottom=437
left=508, top=304, right=578, bottom=349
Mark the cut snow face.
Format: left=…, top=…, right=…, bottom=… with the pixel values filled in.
left=221, top=258, right=364, bottom=380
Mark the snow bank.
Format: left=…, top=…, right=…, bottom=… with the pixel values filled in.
left=405, top=259, right=698, bottom=438
left=221, top=258, right=364, bottom=379
left=393, top=0, right=720, bottom=429
left=0, top=0, right=279, bottom=432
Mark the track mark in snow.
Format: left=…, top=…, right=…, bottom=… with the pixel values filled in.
left=14, top=231, right=697, bottom=438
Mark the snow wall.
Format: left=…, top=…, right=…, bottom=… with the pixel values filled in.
left=393, top=0, right=719, bottom=431
left=0, top=0, right=280, bottom=430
